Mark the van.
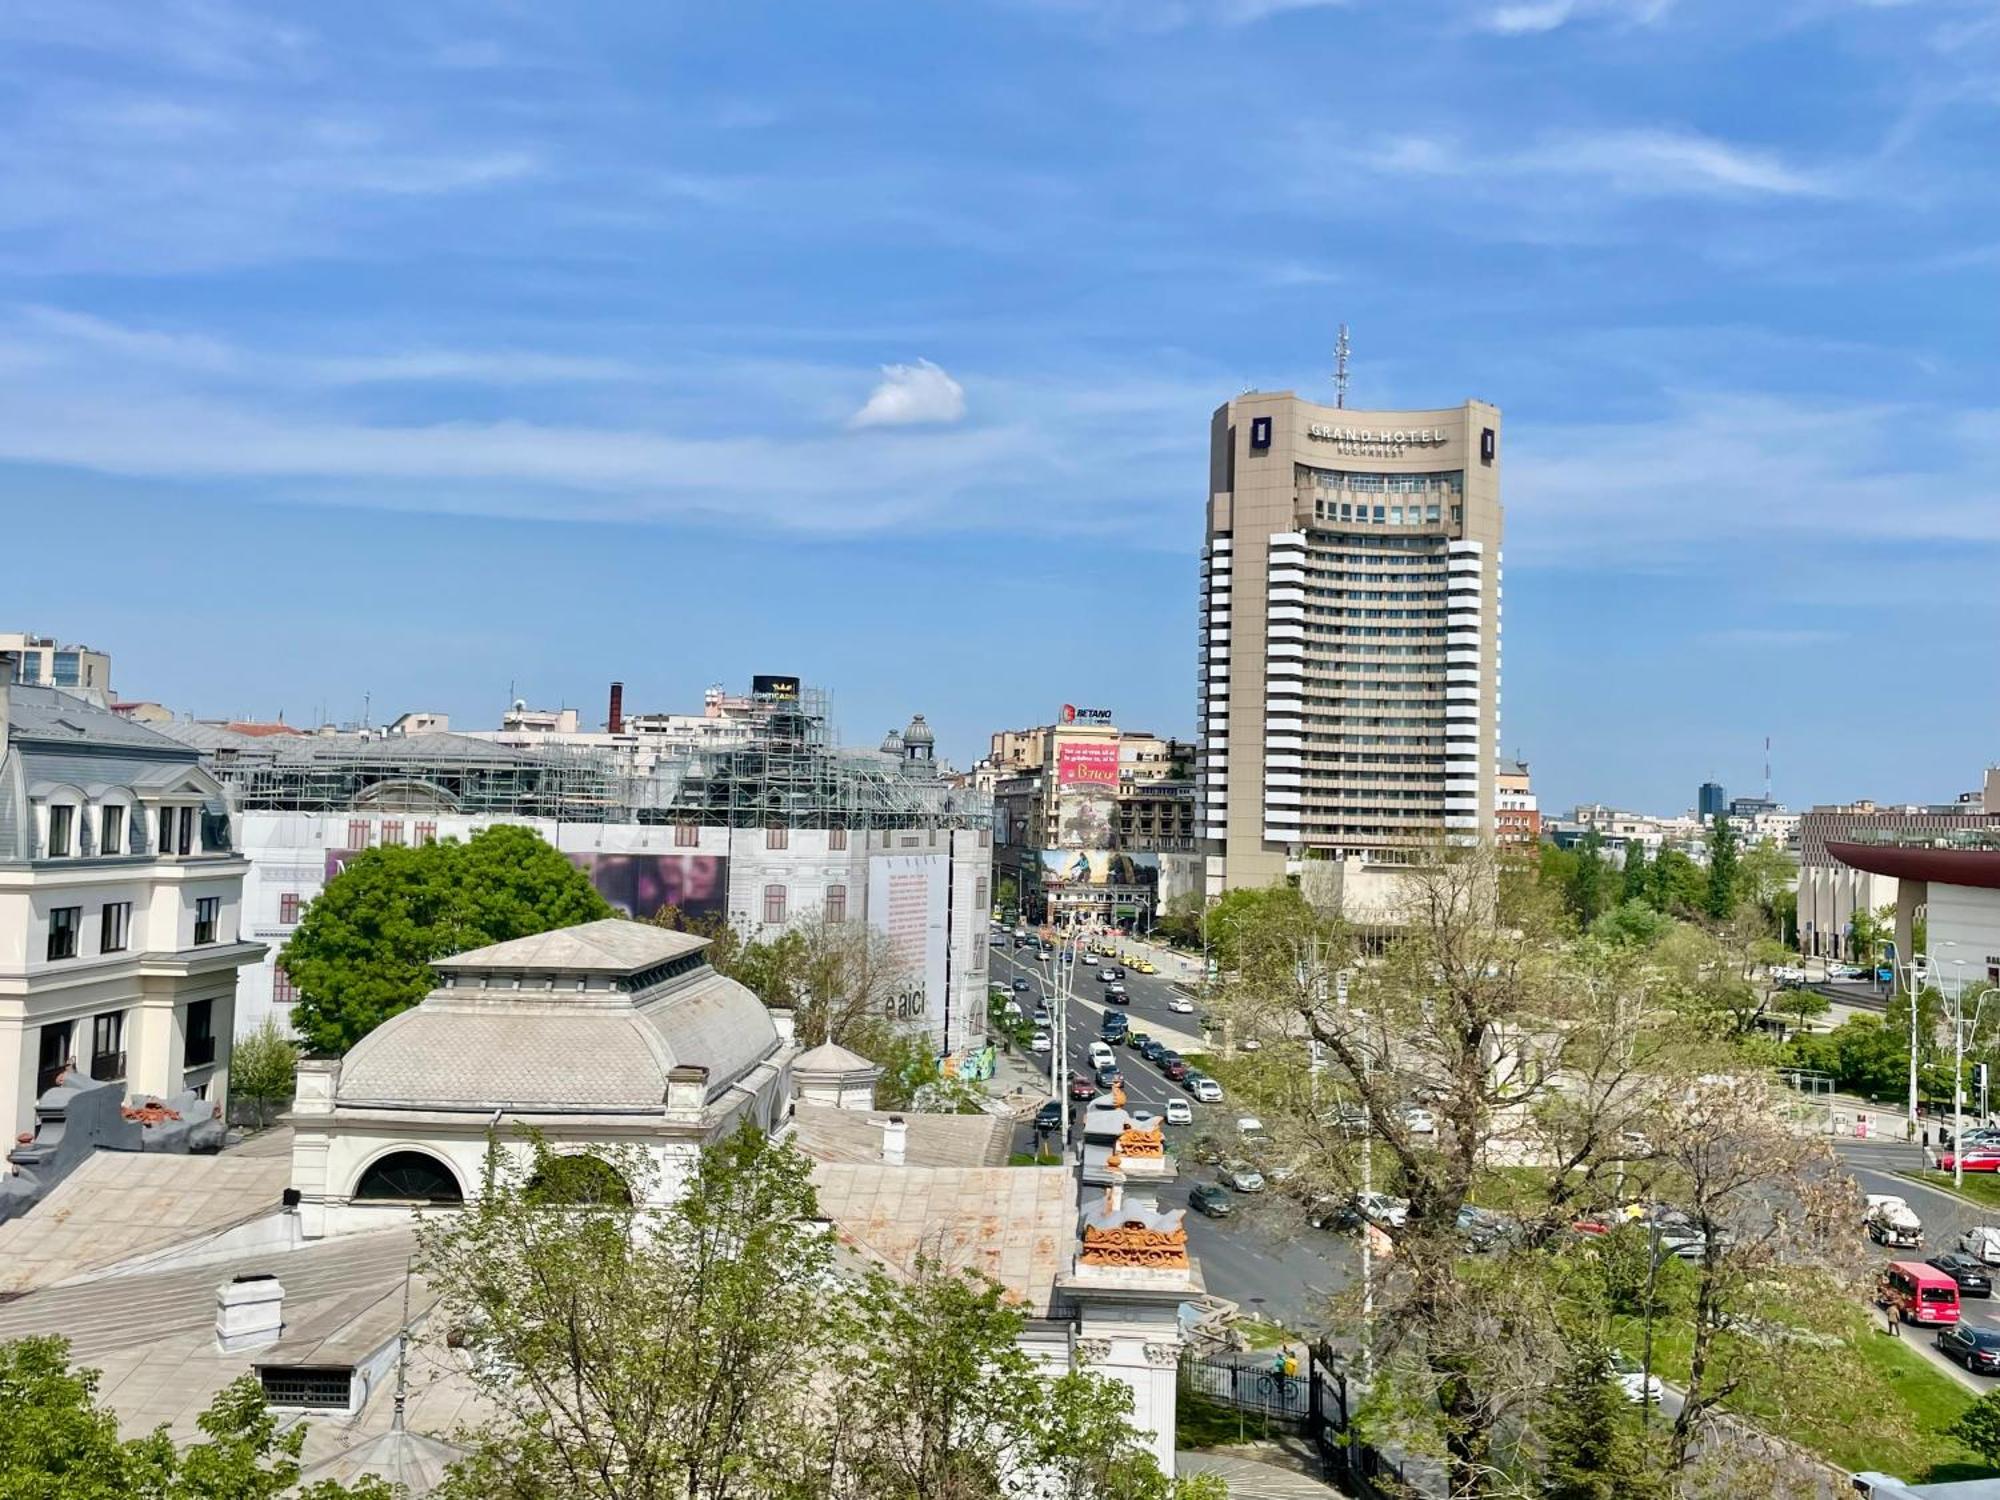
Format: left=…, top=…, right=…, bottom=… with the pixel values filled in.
left=1882, top=1260, right=1961, bottom=1327
left=1087, top=1041, right=1115, bottom=1072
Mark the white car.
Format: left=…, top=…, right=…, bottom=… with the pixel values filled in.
left=1099, top=968, right=1118, bottom=982
left=1029, top=1030, right=1052, bottom=1054
left=1960, top=1226, right=2000, bottom=1266
left=1167, top=996, right=1196, bottom=1014
left=1191, top=1076, right=1224, bottom=1104
left=1087, top=1041, right=1115, bottom=1071
left=1220, top=1161, right=1266, bottom=1192
left=1239, top=1037, right=1263, bottom=1052
left=1356, top=1191, right=1409, bottom=1229
left=1237, top=1115, right=1269, bottom=1143
left=1403, top=1107, right=1437, bottom=1135
left=1609, top=1352, right=1662, bottom=1405
left=1164, top=1098, right=1193, bottom=1126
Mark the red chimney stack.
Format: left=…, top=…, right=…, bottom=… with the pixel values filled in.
left=608, top=681, right=624, bottom=735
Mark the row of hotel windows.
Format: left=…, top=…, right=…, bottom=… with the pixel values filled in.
left=43, top=803, right=207, bottom=859
left=45, top=897, right=219, bottom=960
left=1312, top=501, right=1459, bottom=528
left=1299, top=467, right=1466, bottom=495
left=31, top=1001, right=215, bottom=1097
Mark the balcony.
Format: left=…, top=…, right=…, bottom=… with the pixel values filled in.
left=90, top=1050, right=127, bottom=1082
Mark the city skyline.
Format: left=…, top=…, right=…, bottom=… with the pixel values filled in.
left=3, top=2, right=1997, bottom=813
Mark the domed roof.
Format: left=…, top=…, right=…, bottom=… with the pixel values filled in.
left=879, top=729, right=905, bottom=754
left=336, top=920, right=780, bottom=1113
left=902, top=713, right=935, bottom=746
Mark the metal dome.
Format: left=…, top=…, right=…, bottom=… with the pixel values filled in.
left=902, top=713, right=935, bottom=746
left=879, top=729, right=905, bottom=754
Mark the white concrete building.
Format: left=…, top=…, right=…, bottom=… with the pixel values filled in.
left=0, top=675, right=263, bottom=1138
left=288, top=919, right=794, bottom=1239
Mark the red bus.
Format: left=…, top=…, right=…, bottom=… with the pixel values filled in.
left=1882, top=1260, right=1961, bottom=1327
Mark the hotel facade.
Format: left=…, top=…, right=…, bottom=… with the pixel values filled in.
left=1199, top=394, right=1504, bottom=913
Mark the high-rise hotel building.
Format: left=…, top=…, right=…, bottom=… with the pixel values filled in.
left=1199, top=394, right=1503, bottom=907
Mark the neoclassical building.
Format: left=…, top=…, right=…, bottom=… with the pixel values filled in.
left=289, top=919, right=795, bottom=1237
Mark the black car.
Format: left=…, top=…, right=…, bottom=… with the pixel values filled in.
left=1938, top=1322, right=2000, bottom=1374
left=1113, top=966, right=1127, bottom=979
left=1137, top=1037, right=1167, bottom=1063
left=1103, top=985, right=1130, bottom=1005
left=1034, top=1100, right=1062, bottom=1133
left=1011, top=978, right=1030, bottom=993
left=1189, top=1183, right=1233, bottom=1218
left=1930, top=1252, right=1994, bottom=1297
left=1100, top=1014, right=1130, bottom=1042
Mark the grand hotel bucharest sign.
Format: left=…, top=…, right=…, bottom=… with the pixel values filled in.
left=1305, top=423, right=1450, bottom=459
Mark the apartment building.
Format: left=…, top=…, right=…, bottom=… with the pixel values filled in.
left=1496, top=759, right=1540, bottom=847
left=0, top=668, right=262, bottom=1138
left=1200, top=394, right=1503, bottom=915
left=2, top=633, right=111, bottom=699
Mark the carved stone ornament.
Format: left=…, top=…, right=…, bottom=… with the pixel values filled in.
left=1079, top=1220, right=1191, bottom=1270
left=1142, top=1342, right=1180, bottom=1369
left=1115, top=1124, right=1164, bottom=1158
left=1073, top=1338, right=1113, bottom=1363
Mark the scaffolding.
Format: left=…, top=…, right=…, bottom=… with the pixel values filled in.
left=197, top=686, right=991, bottom=832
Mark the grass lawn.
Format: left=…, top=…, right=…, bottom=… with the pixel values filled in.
left=1612, top=1307, right=1998, bottom=1483
left=1007, top=1150, right=1063, bottom=1166
left=1900, top=1169, right=2000, bottom=1213
left=1234, top=1317, right=1299, bottom=1350
left=1176, top=1391, right=1252, bottom=1450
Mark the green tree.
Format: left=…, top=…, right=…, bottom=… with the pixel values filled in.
left=1704, top=815, right=1739, bottom=922
left=1620, top=841, right=1651, bottom=906
left=281, top=825, right=612, bottom=1053
left=826, top=1256, right=1208, bottom=1500
left=1567, top=832, right=1615, bottom=926
left=226, top=1019, right=298, bottom=1129
left=1648, top=848, right=1708, bottom=916
left=646, top=903, right=742, bottom=976
left=1590, top=898, right=1670, bottom=949
left=1953, top=1388, right=2000, bottom=1467
left=1538, top=1341, right=1663, bottom=1500
left=995, top=876, right=1019, bottom=917
left=1848, top=903, right=1892, bottom=969
left=1156, top=891, right=1205, bottom=949
left=0, top=1337, right=390, bottom=1499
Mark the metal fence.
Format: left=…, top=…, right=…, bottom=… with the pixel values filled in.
left=1179, top=1351, right=1311, bottom=1422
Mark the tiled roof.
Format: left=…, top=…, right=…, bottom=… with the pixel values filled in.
left=433, top=918, right=707, bottom=974
left=792, top=1104, right=1011, bottom=1168
left=810, top=1163, right=1073, bottom=1314
left=5, top=683, right=196, bottom=753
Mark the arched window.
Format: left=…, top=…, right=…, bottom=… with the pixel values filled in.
left=524, top=1153, right=632, bottom=1207
left=353, top=1150, right=464, bottom=1204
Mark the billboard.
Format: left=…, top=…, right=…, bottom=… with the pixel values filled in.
left=869, top=851, right=949, bottom=1030
left=567, top=853, right=728, bottom=922
left=1055, top=788, right=1117, bottom=850
left=1061, top=704, right=1114, bottom=726
left=1037, top=849, right=1159, bottom=890
left=752, top=674, right=801, bottom=700
left=1056, top=740, right=1120, bottom=788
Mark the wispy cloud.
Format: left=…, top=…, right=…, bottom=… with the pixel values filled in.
left=1481, top=0, right=1676, bottom=35
left=850, top=360, right=968, bottom=429
left=1342, top=127, right=1835, bottom=199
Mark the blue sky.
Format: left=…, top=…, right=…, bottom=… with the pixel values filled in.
left=3, top=0, right=1996, bottom=814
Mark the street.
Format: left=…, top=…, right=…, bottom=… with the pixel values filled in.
left=989, top=933, right=1350, bottom=1329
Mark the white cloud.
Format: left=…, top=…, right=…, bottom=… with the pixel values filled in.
left=849, top=359, right=968, bottom=429
left=1343, top=127, right=1834, bottom=199
left=1481, top=0, right=1675, bottom=33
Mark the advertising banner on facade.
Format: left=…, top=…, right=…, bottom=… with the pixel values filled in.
left=869, top=851, right=949, bottom=1029
left=1037, top=849, right=1159, bottom=890
left=567, top=853, right=728, bottom=922
left=1055, top=788, right=1117, bottom=850
left=1056, top=740, right=1120, bottom=788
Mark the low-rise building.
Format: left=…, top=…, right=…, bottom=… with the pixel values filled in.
left=1495, top=759, right=1539, bottom=847
left=1, top=632, right=112, bottom=699
left=0, top=666, right=263, bottom=1139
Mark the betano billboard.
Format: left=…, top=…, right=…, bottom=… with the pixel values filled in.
left=868, top=850, right=949, bottom=1029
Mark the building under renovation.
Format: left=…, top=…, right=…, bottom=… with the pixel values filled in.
left=162, top=683, right=994, bottom=1059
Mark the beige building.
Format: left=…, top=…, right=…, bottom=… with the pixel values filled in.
left=1201, top=395, right=1503, bottom=909
left=2, top=634, right=111, bottom=699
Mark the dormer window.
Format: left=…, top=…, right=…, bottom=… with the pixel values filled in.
left=47, top=804, right=74, bottom=858
left=100, top=805, right=124, bottom=856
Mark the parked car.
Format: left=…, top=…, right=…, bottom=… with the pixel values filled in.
left=1238, top=1036, right=1263, bottom=1052
left=1167, top=996, right=1196, bottom=1014
left=1034, top=1100, right=1062, bottom=1132
left=1960, top=1226, right=2000, bottom=1266
left=1939, top=1322, right=2000, bottom=1374
left=1029, top=1030, right=1051, bottom=1054
left=1161, top=1054, right=1190, bottom=1082
left=1189, top=1183, right=1233, bottom=1218
left=1219, top=1161, right=1266, bottom=1193
left=1236, top=1115, right=1270, bottom=1147
left=1403, top=1107, right=1437, bottom=1135
left=1134, top=960, right=1157, bottom=974
left=1164, top=1098, right=1193, bottom=1126
left=1939, top=1150, right=2000, bottom=1173
left=1356, top=1191, right=1409, bottom=1230
left=1456, top=1204, right=1505, bottom=1251
left=1608, top=1351, right=1662, bottom=1405
left=1190, top=1075, right=1224, bottom=1104
left=1929, top=1252, right=1994, bottom=1298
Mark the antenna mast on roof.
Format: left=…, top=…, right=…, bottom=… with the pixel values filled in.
left=1333, top=324, right=1351, bottom=409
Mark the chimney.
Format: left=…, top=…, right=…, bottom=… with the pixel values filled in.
left=216, top=1273, right=284, bottom=1352
left=1106, top=1180, right=1124, bottom=1215
left=608, top=681, right=625, bottom=735
left=0, top=650, right=12, bottom=745
left=880, top=1115, right=907, bottom=1166
left=666, top=1064, right=709, bottom=1115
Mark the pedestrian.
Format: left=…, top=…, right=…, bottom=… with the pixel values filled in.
left=1886, top=1302, right=1901, bottom=1337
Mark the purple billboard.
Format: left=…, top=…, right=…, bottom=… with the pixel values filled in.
left=568, top=853, right=728, bottom=922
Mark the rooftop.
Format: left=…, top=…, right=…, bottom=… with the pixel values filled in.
left=792, top=1104, right=1012, bottom=1169
left=431, top=920, right=708, bottom=975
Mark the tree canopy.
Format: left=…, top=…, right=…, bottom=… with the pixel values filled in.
left=279, top=824, right=613, bottom=1053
